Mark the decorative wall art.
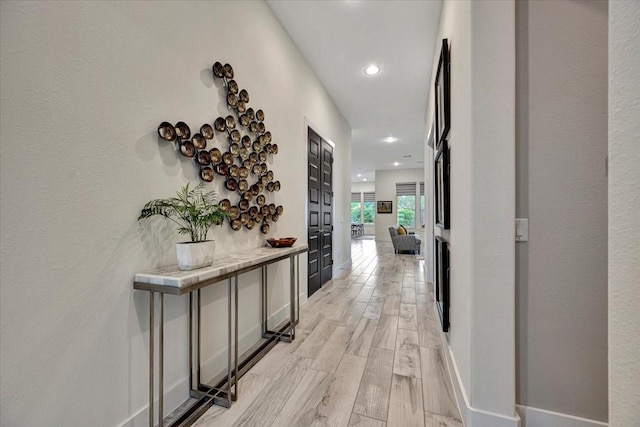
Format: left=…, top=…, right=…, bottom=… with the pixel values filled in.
left=434, top=38, right=450, bottom=150
left=156, top=62, right=283, bottom=234
left=434, top=140, right=450, bottom=229
left=433, top=38, right=452, bottom=333
left=377, top=201, right=393, bottom=214
left=435, top=235, right=450, bottom=332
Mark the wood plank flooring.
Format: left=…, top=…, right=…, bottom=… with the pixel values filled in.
left=195, top=239, right=462, bottom=427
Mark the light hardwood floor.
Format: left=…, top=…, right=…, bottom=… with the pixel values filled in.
left=194, top=239, right=462, bottom=427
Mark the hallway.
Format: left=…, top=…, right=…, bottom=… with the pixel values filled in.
left=194, top=239, right=462, bottom=427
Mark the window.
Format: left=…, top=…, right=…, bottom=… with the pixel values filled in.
left=363, top=192, right=375, bottom=224
left=351, top=192, right=376, bottom=224
left=351, top=192, right=362, bottom=223
left=396, top=182, right=416, bottom=228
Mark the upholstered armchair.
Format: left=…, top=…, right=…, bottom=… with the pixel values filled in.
left=388, top=226, right=422, bottom=254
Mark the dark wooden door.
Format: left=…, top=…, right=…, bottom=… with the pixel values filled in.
left=320, top=137, right=334, bottom=285
left=308, top=128, right=333, bottom=297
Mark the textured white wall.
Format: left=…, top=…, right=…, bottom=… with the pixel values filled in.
left=428, top=0, right=474, bottom=405
left=515, top=0, right=609, bottom=422
left=426, top=0, right=517, bottom=423
left=0, top=1, right=351, bottom=426
left=374, top=168, right=425, bottom=241
left=609, top=1, right=640, bottom=426
left=469, top=1, right=516, bottom=417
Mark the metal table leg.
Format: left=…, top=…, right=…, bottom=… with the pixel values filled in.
left=189, top=292, right=193, bottom=393
left=149, top=292, right=154, bottom=427
left=159, top=294, right=164, bottom=427
left=261, top=266, right=267, bottom=336
left=147, top=292, right=165, bottom=427
left=234, top=276, right=239, bottom=400
left=290, top=256, right=295, bottom=339
left=261, top=257, right=300, bottom=343
left=226, top=278, right=232, bottom=408
left=296, top=254, right=300, bottom=326
left=197, top=289, right=201, bottom=389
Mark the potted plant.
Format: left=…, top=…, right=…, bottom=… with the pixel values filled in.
left=138, top=182, right=229, bottom=270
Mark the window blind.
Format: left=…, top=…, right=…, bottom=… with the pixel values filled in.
left=363, top=192, right=375, bottom=202
left=351, top=192, right=361, bottom=202
left=396, top=182, right=416, bottom=196
left=420, top=182, right=425, bottom=196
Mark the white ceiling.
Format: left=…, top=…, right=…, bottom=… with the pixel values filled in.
left=267, top=0, right=442, bottom=184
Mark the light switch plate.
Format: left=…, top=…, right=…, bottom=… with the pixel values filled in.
left=516, top=218, right=529, bottom=242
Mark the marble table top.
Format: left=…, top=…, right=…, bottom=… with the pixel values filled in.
left=134, top=244, right=308, bottom=292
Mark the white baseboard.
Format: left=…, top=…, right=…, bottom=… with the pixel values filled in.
left=439, top=337, right=607, bottom=427
left=444, top=346, right=468, bottom=425
left=333, top=258, right=352, bottom=275
left=465, top=405, right=522, bottom=427
left=117, top=377, right=188, bottom=427
left=433, top=304, right=521, bottom=427
left=431, top=302, right=467, bottom=426
left=516, top=405, right=608, bottom=427
left=118, top=303, right=293, bottom=427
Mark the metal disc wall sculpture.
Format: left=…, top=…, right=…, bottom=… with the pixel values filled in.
left=156, top=62, right=282, bottom=234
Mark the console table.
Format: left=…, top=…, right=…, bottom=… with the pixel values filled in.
left=133, top=244, right=307, bottom=427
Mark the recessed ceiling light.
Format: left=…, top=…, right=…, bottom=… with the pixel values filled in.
left=382, top=136, right=398, bottom=143
left=364, top=64, right=380, bottom=75
left=393, top=162, right=400, bottom=166
left=363, top=178, right=367, bottom=181
left=357, top=174, right=362, bottom=177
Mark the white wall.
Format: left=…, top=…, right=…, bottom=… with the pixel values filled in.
left=351, top=182, right=375, bottom=194
left=515, top=0, right=608, bottom=422
left=426, top=1, right=517, bottom=424
left=0, top=1, right=351, bottom=426
left=609, top=2, right=640, bottom=426
left=428, top=0, right=474, bottom=403
left=374, top=168, right=425, bottom=242
left=468, top=1, right=516, bottom=418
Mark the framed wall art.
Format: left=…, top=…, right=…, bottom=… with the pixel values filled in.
left=434, top=141, right=450, bottom=229
left=377, top=201, right=393, bottom=214
left=435, top=235, right=450, bottom=332
left=434, top=38, right=450, bottom=150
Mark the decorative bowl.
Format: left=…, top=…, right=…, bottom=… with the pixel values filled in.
left=266, top=237, right=297, bottom=248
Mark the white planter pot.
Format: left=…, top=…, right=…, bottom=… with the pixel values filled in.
left=176, top=240, right=214, bottom=271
